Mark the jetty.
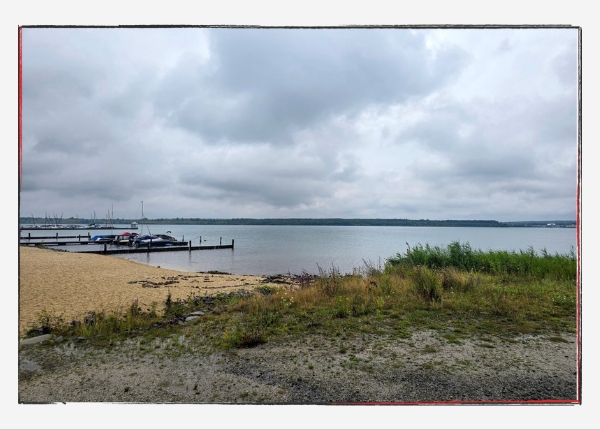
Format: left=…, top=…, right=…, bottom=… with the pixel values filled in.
left=20, top=232, right=96, bottom=242
left=78, top=241, right=234, bottom=255
left=20, top=235, right=235, bottom=254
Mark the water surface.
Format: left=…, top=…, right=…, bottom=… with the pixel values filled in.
left=27, top=224, right=576, bottom=275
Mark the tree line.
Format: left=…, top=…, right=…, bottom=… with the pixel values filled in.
left=19, top=217, right=576, bottom=227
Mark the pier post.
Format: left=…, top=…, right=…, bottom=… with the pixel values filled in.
left=220, top=237, right=222, bottom=245
left=200, top=236, right=202, bottom=244
left=188, top=241, right=191, bottom=251
left=232, top=239, right=234, bottom=249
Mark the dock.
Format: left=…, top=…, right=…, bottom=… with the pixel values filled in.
left=77, top=241, right=234, bottom=255
left=20, top=232, right=95, bottom=241
left=20, top=237, right=235, bottom=254
left=20, top=225, right=137, bottom=231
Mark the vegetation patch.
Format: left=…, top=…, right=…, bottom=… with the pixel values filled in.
left=25, top=242, right=577, bottom=351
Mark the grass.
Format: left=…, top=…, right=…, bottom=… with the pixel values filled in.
left=25, top=242, right=577, bottom=349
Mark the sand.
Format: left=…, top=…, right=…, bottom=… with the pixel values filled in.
left=18, top=246, right=267, bottom=337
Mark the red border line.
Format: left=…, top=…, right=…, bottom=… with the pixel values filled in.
left=331, top=399, right=579, bottom=406
left=18, top=27, right=23, bottom=190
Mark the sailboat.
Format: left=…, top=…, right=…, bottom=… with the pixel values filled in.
left=131, top=201, right=186, bottom=247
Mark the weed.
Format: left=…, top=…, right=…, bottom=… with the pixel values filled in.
left=422, top=344, right=438, bottom=354
left=29, top=310, right=66, bottom=335
left=412, top=266, right=442, bottom=302
left=25, top=243, right=577, bottom=354
left=443, top=333, right=462, bottom=345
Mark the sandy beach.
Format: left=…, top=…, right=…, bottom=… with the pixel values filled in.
left=18, top=246, right=267, bottom=337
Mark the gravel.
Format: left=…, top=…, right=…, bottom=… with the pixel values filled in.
left=18, top=329, right=578, bottom=404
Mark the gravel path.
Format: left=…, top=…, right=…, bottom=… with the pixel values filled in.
left=18, top=329, right=578, bottom=404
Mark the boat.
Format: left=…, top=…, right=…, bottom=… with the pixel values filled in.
left=113, top=232, right=138, bottom=246
left=132, top=233, right=187, bottom=248
left=90, top=234, right=116, bottom=243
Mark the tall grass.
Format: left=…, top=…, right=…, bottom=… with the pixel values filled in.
left=26, top=242, right=577, bottom=347
left=387, top=241, right=577, bottom=281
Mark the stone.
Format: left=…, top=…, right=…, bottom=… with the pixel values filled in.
left=19, top=334, right=53, bottom=346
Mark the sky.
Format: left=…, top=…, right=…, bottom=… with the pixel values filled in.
left=18, top=25, right=579, bottom=222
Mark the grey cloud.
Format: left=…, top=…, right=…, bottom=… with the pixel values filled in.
left=180, top=173, right=331, bottom=209
left=552, top=46, right=579, bottom=89
left=176, top=146, right=360, bottom=209
left=453, top=153, right=537, bottom=181
left=154, top=28, right=469, bottom=145
left=18, top=27, right=578, bottom=221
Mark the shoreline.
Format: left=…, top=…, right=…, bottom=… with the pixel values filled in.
left=18, top=246, right=579, bottom=404
left=19, top=246, right=273, bottom=337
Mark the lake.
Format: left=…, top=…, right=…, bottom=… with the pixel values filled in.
left=23, top=224, right=577, bottom=276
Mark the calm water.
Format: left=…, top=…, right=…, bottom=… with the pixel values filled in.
left=22, top=224, right=577, bottom=276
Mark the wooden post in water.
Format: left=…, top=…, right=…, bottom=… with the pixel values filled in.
left=188, top=241, right=191, bottom=251
left=220, top=237, right=222, bottom=245
left=232, top=239, right=234, bottom=249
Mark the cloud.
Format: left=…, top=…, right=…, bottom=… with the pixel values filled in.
left=19, top=26, right=579, bottom=221
left=154, top=28, right=469, bottom=145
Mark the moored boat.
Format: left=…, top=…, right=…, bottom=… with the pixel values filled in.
left=90, top=234, right=116, bottom=243
left=132, top=233, right=187, bottom=248
left=113, top=232, right=138, bottom=245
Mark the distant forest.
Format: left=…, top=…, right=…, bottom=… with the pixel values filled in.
left=20, top=217, right=577, bottom=228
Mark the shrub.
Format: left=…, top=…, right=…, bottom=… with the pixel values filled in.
left=316, top=264, right=344, bottom=297
left=30, top=310, right=66, bottom=335
left=387, top=241, right=576, bottom=281
left=222, top=323, right=267, bottom=348
left=412, top=266, right=442, bottom=302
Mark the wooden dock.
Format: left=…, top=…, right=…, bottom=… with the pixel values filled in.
left=78, top=242, right=234, bottom=255
left=20, top=239, right=235, bottom=254
left=20, top=226, right=137, bottom=231
left=20, top=232, right=94, bottom=241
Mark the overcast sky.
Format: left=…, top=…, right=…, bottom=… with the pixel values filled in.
left=19, top=26, right=579, bottom=222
